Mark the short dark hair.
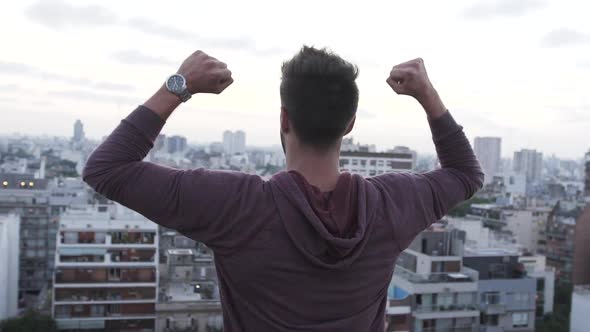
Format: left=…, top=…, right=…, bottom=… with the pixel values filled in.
left=280, top=46, right=359, bottom=148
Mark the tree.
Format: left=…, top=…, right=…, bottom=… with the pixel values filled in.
left=0, top=311, right=58, bottom=332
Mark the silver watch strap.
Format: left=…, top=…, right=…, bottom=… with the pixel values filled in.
left=179, top=89, right=192, bottom=102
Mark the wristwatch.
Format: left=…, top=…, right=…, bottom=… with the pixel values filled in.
left=165, top=74, right=192, bottom=102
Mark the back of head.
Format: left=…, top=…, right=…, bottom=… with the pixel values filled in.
left=280, top=46, right=359, bottom=150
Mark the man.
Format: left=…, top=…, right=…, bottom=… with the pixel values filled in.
left=84, top=46, right=483, bottom=331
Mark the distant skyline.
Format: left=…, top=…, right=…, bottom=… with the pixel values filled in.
left=1, top=0, right=589, bottom=159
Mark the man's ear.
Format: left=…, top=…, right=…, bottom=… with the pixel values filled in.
left=343, top=115, right=356, bottom=136
left=280, top=107, right=290, bottom=133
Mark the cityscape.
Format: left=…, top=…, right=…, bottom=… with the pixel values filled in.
left=2, top=0, right=590, bottom=331
left=0, top=118, right=588, bottom=332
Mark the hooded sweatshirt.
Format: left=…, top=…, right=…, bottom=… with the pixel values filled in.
left=83, top=106, right=484, bottom=331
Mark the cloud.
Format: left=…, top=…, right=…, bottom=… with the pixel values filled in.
left=126, top=17, right=256, bottom=51
left=24, top=1, right=284, bottom=56
left=25, top=0, right=118, bottom=29
left=49, top=90, right=140, bottom=104
left=0, top=84, right=22, bottom=92
left=541, top=29, right=590, bottom=47
left=0, top=97, right=17, bottom=103
left=112, top=50, right=176, bottom=66
left=463, top=0, right=545, bottom=19
left=0, top=61, right=134, bottom=92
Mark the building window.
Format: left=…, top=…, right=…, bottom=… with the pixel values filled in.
left=377, top=160, right=384, bottom=166
left=339, top=159, right=349, bottom=167
left=352, top=159, right=358, bottom=166
left=369, top=170, right=376, bottom=176
left=481, top=314, right=499, bottom=326
left=360, top=160, right=367, bottom=166
left=370, top=160, right=376, bottom=166
left=482, top=292, right=500, bottom=304
left=512, top=312, right=529, bottom=327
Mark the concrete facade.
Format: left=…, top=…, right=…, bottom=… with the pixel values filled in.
left=0, top=214, right=20, bottom=320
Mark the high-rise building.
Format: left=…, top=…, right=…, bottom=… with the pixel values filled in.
left=537, top=202, right=577, bottom=284
left=52, top=205, right=158, bottom=331
left=389, top=225, right=481, bottom=332
left=156, top=248, right=222, bottom=332
left=0, top=173, right=53, bottom=310
left=0, top=214, right=20, bottom=320
left=573, top=204, right=590, bottom=285
left=513, top=149, right=543, bottom=182
left=167, top=135, right=187, bottom=154
left=584, top=150, right=590, bottom=198
left=73, top=120, right=85, bottom=143
left=233, top=130, right=246, bottom=155
left=463, top=249, right=537, bottom=332
left=504, top=207, right=552, bottom=254
left=222, top=130, right=247, bottom=155
left=474, top=137, right=502, bottom=182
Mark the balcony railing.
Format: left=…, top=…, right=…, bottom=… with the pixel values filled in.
left=420, top=326, right=479, bottom=332
left=394, top=266, right=478, bottom=284
left=415, top=304, right=479, bottom=313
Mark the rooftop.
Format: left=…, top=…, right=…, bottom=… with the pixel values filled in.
left=59, top=204, right=157, bottom=231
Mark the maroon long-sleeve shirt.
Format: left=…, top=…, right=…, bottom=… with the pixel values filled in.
left=83, top=106, right=483, bottom=331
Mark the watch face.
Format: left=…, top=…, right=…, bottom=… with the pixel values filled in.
left=166, top=75, right=185, bottom=93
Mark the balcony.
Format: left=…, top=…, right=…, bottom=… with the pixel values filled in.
left=421, top=327, right=479, bottom=332
left=55, top=267, right=156, bottom=284
left=480, top=303, right=506, bottom=315
left=54, top=303, right=155, bottom=319
left=394, top=266, right=478, bottom=284
left=393, top=266, right=479, bottom=294
left=55, top=287, right=156, bottom=303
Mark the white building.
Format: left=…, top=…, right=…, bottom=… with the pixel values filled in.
left=474, top=137, right=502, bottom=183
left=504, top=207, right=552, bottom=253
left=513, top=149, right=543, bottom=182
left=0, top=214, right=20, bottom=320
left=518, top=255, right=555, bottom=316
left=52, top=205, right=159, bottom=331
left=391, top=225, right=481, bottom=332
left=222, top=130, right=246, bottom=155
left=571, top=285, right=590, bottom=332
left=339, top=150, right=415, bottom=177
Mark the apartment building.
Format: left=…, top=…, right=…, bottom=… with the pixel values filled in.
left=390, top=224, right=481, bottom=332
left=517, top=255, right=555, bottom=319
left=52, top=205, right=158, bottom=331
left=0, top=173, right=54, bottom=309
left=463, top=249, right=536, bottom=332
left=156, top=248, right=222, bottom=332
left=537, top=202, right=577, bottom=284
left=504, top=207, right=552, bottom=254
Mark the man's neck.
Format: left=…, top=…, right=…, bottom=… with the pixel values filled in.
left=286, top=147, right=341, bottom=192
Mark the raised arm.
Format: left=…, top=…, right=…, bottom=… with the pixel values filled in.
left=371, top=58, right=484, bottom=251
left=82, top=51, right=257, bottom=245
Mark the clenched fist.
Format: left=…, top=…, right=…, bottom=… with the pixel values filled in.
left=386, top=58, right=446, bottom=119
left=178, top=50, right=233, bottom=94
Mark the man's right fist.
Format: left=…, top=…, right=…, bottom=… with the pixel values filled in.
left=386, top=58, right=434, bottom=102
left=177, top=50, right=233, bottom=94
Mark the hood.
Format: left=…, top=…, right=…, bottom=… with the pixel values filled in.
left=269, top=171, right=379, bottom=269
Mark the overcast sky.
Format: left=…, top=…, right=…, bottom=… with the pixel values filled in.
left=1, top=0, right=589, bottom=159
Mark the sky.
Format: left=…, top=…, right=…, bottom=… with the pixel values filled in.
left=0, top=0, right=589, bottom=159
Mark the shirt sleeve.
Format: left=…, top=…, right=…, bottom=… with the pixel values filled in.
left=368, top=111, right=484, bottom=251
left=82, top=106, right=272, bottom=253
